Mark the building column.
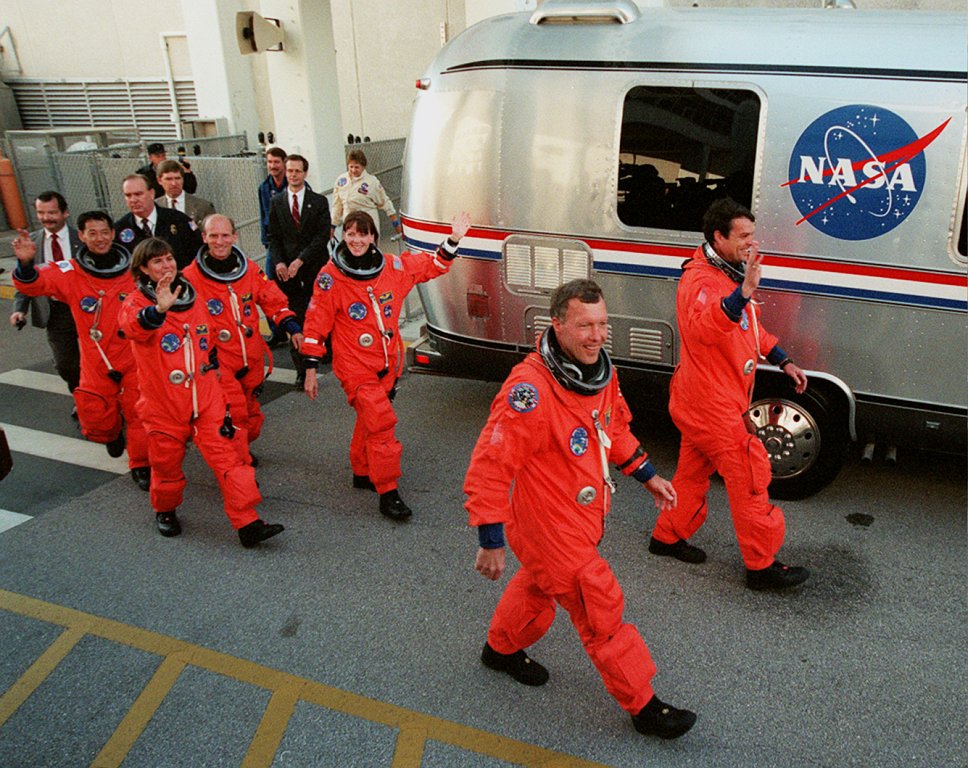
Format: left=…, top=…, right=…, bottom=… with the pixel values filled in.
left=259, top=0, right=345, bottom=195
left=179, top=0, right=262, bottom=142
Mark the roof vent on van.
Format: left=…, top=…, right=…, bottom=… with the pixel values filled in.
left=530, top=0, right=640, bottom=26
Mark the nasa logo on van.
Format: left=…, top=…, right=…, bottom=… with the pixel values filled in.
left=785, top=105, right=939, bottom=241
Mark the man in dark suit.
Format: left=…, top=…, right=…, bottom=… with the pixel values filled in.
left=154, top=159, right=216, bottom=228
left=115, top=174, right=202, bottom=269
left=137, top=142, right=198, bottom=198
left=268, top=154, right=331, bottom=386
left=8, top=191, right=82, bottom=402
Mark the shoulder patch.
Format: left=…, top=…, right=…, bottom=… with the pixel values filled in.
left=508, top=383, right=539, bottom=413
left=119, top=228, right=135, bottom=244
left=317, top=272, right=333, bottom=291
left=56, top=261, right=74, bottom=272
left=392, top=256, right=403, bottom=271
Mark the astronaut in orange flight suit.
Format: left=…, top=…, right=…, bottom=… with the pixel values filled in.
left=119, top=237, right=285, bottom=547
left=464, top=279, right=696, bottom=740
left=12, top=210, right=150, bottom=490
left=300, top=210, right=470, bottom=522
left=647, top=198, right=811, bottom=591
left=183, top=215, right=303, bottom=455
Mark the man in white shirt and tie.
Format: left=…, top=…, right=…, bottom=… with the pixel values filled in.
left=8, top=191, right=81, bottom=406
left=115, top=174, right=202, bottom=269
left=154, top=159, right=216, bottom=228
left=267, top=154, right=331, bottom=387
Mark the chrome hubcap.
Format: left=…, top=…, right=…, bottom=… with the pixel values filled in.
left=747, top=398, right=821, bottom=479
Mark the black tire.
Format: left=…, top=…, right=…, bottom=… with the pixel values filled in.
left=747, top=383, right=848, bottom=500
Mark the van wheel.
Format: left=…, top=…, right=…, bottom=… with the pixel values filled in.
left=747, top=386, right=847, bottom=500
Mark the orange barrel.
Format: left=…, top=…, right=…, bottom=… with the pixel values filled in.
left=0, top=156, right=27, bottom=230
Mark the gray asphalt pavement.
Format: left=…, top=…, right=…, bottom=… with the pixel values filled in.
left=0, top=291, right=964, bottom=768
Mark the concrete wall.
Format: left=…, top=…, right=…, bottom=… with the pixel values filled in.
left=0, top=0, right=191, bottom=79
left=330, top=0, right=467, bottom=141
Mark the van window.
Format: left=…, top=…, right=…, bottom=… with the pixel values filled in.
left=618, top=86, right=761, bottom=232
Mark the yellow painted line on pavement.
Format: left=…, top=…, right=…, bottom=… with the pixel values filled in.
left=0, top=623, right=87, bottom=728
left=0, top=285, right=15, bottom=300
left=391, top=724, right=428, bottom=767
left=242, top=682, right=303, bottom=768
left=92, top=654, right=187, bottom=765
left=0, top=589, right=606, bottom=768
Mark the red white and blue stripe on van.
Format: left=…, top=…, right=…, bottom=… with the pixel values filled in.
left=402, top=216, right=966, bottom=313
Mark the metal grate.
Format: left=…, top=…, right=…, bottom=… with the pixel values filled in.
left=505, top=243, right=532, bottom=285
left=7, top=79, right=200, bottom=140
left=629, top=326, right=666, bottom=362
left=503, top=236, right=592, bottom=294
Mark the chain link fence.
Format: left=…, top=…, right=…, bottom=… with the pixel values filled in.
left=3, top=131, right=250, bottom=226
left=3, top=134, right=408, bottom=293
left=2, top=131, right=266, bottom=265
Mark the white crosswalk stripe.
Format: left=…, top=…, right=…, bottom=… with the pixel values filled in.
left=0, top=369, right=68, bottom=394
left=265, top=366, right=300, bottom=386
left=0, top=509, right=32, bottom=533
left=0, top=422, right=128, bottom=474
left=0, top=363, right=305, bottom=532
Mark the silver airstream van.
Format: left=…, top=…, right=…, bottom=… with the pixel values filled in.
left=401, top=0, right=967, bottom=498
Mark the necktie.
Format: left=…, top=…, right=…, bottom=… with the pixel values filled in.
left=141, top=218, right=152, bottom=237
left=50, top=233, right=64, bottom=262
left=291, top=194, right=301, bottom=228
left=170, top=198, right=178, bottom=210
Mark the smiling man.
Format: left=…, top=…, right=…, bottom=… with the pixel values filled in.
left=183, top=214, right=303, bottom=461
left=463, top=278, right=694, bottom=740
left=13, top=211, right=149, bottom=488
left=649, top=197, right=810, bottom=590
left=8, top=192, right=81, bottom=403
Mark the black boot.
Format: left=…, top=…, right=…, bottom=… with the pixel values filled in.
left=648, top=536, right=707, bottom=564
left=353, top=474, right=376, bottom=491
left=481, top=642, right=549, bottom=686
left=746, top=560, right=810, bottom=590
left=155, top=510, right=181, bottom=537
left=238, top=519, right=285, bottom=548
left=631, top=695, right=697, bottom=739
left=106, top=431, right=126, bottom=458
left=379, top=489, right=412, bottom=521
left=131, top=466, right=151, bottom=491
